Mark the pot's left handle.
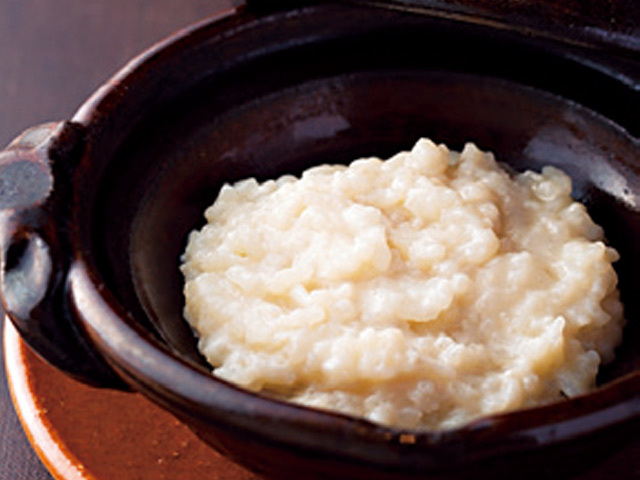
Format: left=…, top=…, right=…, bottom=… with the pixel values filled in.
left=0, top=122, right=129, bottom=390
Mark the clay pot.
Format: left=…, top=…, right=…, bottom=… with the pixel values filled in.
left=1, top=2, right=638, bottom=478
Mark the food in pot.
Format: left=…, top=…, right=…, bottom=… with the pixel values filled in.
left=181, top=138, right=623, bottom=430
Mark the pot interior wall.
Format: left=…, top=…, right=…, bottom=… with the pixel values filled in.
left=87, top=5, right=639, bottom=382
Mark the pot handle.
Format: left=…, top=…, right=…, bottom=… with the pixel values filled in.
left=0, top=122, right=129, bottom=389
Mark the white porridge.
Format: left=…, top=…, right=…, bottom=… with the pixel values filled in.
left=181, top=138, right=624, bottom=430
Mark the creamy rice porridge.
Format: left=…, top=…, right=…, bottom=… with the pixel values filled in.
left=181, top=139, right=624, bottom=430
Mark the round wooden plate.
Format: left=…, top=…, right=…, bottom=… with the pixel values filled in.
left=3, top=319, right=258, bottom=480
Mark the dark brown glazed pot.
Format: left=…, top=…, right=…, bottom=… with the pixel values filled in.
left=1, top=1, right=639, bottom=478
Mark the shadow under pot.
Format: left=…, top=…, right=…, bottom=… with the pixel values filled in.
left=0, top=2, right=639, bottom=479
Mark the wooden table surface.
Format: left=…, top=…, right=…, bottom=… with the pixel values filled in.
left=0, top=2, right=233, bottom=478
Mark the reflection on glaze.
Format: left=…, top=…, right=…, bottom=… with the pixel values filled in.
left=525, top=124, right=637, bottom=209
left=292, top=114, right=350, bottom=142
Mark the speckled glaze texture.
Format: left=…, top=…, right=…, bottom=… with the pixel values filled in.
left=0, top=2, right=638, bottom=479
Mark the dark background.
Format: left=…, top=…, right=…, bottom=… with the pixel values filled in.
left=0, top=2, right=232, bottom=478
